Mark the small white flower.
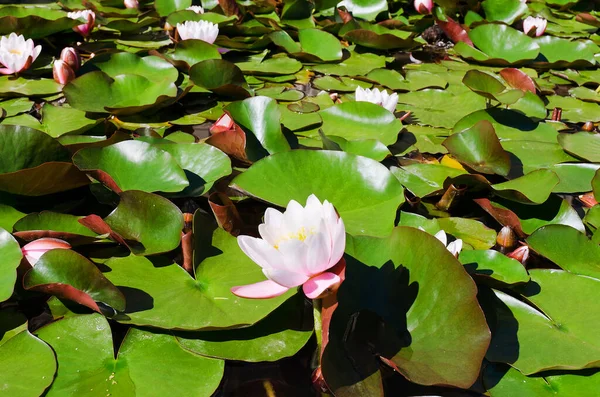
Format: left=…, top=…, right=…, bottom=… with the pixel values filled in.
left=523, top=16, right=547, bottom=37
left=336, top=0, right=354, bottom=12
left=67, top=10, right=96, bottom=37
left=231, top=195, right=346, bottom=299
left=176, top=20, right=219, bottom=44
left=0, top=33, right=42, bottom=75
left=434, top=230, right=463, bottom=257
left=186, top=5, right=205, bottom=13
left=355, top=87, right=398, bottom=113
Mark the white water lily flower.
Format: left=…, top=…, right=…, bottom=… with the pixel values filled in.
left=434, top=230, right=463, bottom=257
left=67, top=10, right=96, bottom=37
left=231, top=194, right=346, bottom=299
left=176, top=20, right=219, bottom=43
left=186, top=5, right=205, bottom=13
left=355, top=87, right=398, bottom=113
left=0, top=33, right=42, bottom=75
left=523, top=16, right=547, bottom=37
left=336, top=0, right=354, bottom=12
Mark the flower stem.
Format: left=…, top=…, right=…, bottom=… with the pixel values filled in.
left=313, top=298, right=323, bottom=353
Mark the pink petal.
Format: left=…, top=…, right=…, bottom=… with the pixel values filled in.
left=231, top=280, right=289, bottom=299
left=22, top=238, right=71, bottom=265
left=302, top=272, right=341, bottom=299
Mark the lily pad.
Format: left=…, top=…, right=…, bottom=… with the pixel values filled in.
left=189, top=59, right=251, bottom=98
left=36, top=314, right=224, bottom=396
left=232, top=150, right=405, bottom=237
left=82, top=52, right=179, bottom=84
left=0, top=227, right=22, bottom=302
left=459, top=249, right=529, bottom=285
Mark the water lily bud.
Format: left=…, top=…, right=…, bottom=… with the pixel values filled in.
left=210, top=113, right=235, bottom=134
left=186, top=5, right=205, bottom=13
left=579, top=192, right=598, bottom=208
left=67, top=10, right=96, bottom=38
left=60, top=47, right=80, bottom=71
left=433, top=230, right=463, bottom=257
left=523, top=16, right=547, bottom=37
left=582, top=122, right=595, bottom=132
left=124, top=0, right=138, bottom=8
left=496, top=226, right=517, bottom=249
left=507, top=245, right=529, bottom=264
left=164, top=22, right=174, bottom=32
left=231, top=195, right=346, bottom=299
left=53, top=59, right=75, bottom=85
left=21, top=238, right=71, bottom=266
left=0, top=33, right=42, bottom=75
left=354, top=87, right=398, bottom=113
left=176, top=20, right=219, bottom=44
left=414, top=0, right=433, bottom=14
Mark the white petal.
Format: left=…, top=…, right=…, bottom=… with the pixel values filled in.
left=237, top=235, right=282, bottom=270
left=328, top=218, right=346, bottom=268
left=434, top=230, right=447, bottom=246
left=277, top=238, right=309, bottom=274
left=305, top=226, right=332, bottom=275
left=447, top=239, right=463, bottom=257
left=263, top=268, right=309, bottom=288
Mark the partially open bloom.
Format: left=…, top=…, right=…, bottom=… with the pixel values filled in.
left=231, top=195, right=346, bottom=299
left=53, top=59, right=75, bottom=85
left=434, top=230, right=463, bottom=257
left=507, top=245, right=529, bottom=264
left=186, top=5, right=205, bottom=13
left=22, top=238, right=71, bottom=266
left=210, top=113, right=235, bottom=134
left=414, top=0, right=433, bottom=14
left=60, top=47, right=80, bottom=71
left=355, top=87, right=398, bottom=113
left=523, top=16, right=547, bottom=37
left=124, top=0, right=139, bottom=8
left=68, top=10, right=95, bottom=38
left=0, top=33, right=41, bottom=75
left=176, top=20, right=219, bottom=43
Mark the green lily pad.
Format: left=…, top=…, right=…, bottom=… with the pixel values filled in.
left=0, top=77, right=61, bottom=98
left=0, top=227, right=22, bottom=302
left=225, top=96, right=291, bottom=161
left=166, top=40, right=222, bottom=68
left=491, top=169, right=560, bottom=204
left=73, top=140, right=189, bottom=193
left=236, top=55, right=303, bottom=76
left=13, top=211, right=99, bottom=243
left=318, top=101, right=402, bottom=145
left=24, top=249, right=126, bottom=312
left=312, top=75, right=372, bottom=92
left=536, top=36, right=599, bottom=65
left=0, top=330, right=56, bottom=397
left=189, top=59, right=251, bottom=98
left=82, top=52, right=179, bottom=84
left=64, top=71, right=177, bottom=115
left=31, top=104, right=101, bottom=138
left=481, top=0, right=527, bottom=24
left=176, top=293, right=312, bottom=362
left=391, top=163, right=466, bottom=198
left=558, top=131, right=600, bottom=161
left=459, top=249, right=529, bottom=285
left=312, top=50, right=387, bottom=76
left=549, top=163, right=600, bottom=193
left=155, top=0, right=192, bottom=16
left=232, top=150, right=405, bottom=237
left=104, top=190, right=184, bottom=256
left=0, top=6, right=77, bottom=39
left=546, top=97, right=600, bottom=123
left=527, top=225, right=600, bottom=279
left=484, top=270, right=600, bottom=374
left=443, top=120, right=511, bottom=176
left=459, top=24, right=540, bottom=64
left=104, top=228, right=294, bottom=329
left=297, top=28, right=343, bottom=61
left=336, top=0, right=387, bottom=21
left=437, top=217, right=497, bottom=249
left=36, top=314, right=224, bottom=396
left=323, top=227, right=490, bottom=392
left=342, top=22, right=417, bottom=50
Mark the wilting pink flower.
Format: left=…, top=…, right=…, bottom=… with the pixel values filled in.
left=231, top=195, right=346, bottom=299
left=68, top=10, right=95, bottom=38
left=22, top=238, right=71, bottom=266
left=414, top=0, right=433, bottom=14
left=124, top=0, right=138, bottom=8
left=60, top=47, right=80, bottom=71
left=355, top=87, right=398, bottom=113
left=523, top=16, right=547, bottom=37
left=53, top=59, right=75, bottom=85
left=0, top=33, right=42, bottom=75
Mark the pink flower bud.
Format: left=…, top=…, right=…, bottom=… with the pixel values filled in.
left=124, top=0, right=139, bottom=8
left=53, top=60, right=75, bottom=85
left=21, top=238, right=71, bottom=266
left=60, top=47, right=80, bottom=71
left=414, top=0, right=433, bottom=14
left=507, top=245, right=529, bottom=264
left=68, top=10, right=95, bottom=38
left=523, top=16, right=547, bottom=37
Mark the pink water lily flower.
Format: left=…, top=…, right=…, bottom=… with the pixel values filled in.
left=22, top=238, right=71, bottom=266
left=0, top=33, right=42, bottom=75
left=414, top=0, right=433, bottom=14
left=523, top=16, right=547, bottom=37
left=231, top=195, right=346, bottom=299
left=68, top=10, right=95, bottom=37
left=53, top=59, right=75, bottom=85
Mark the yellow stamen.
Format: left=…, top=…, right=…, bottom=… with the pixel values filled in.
left=9, top=49, right=22, bottom=55
left=273, top=226, right=316, bottom=249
